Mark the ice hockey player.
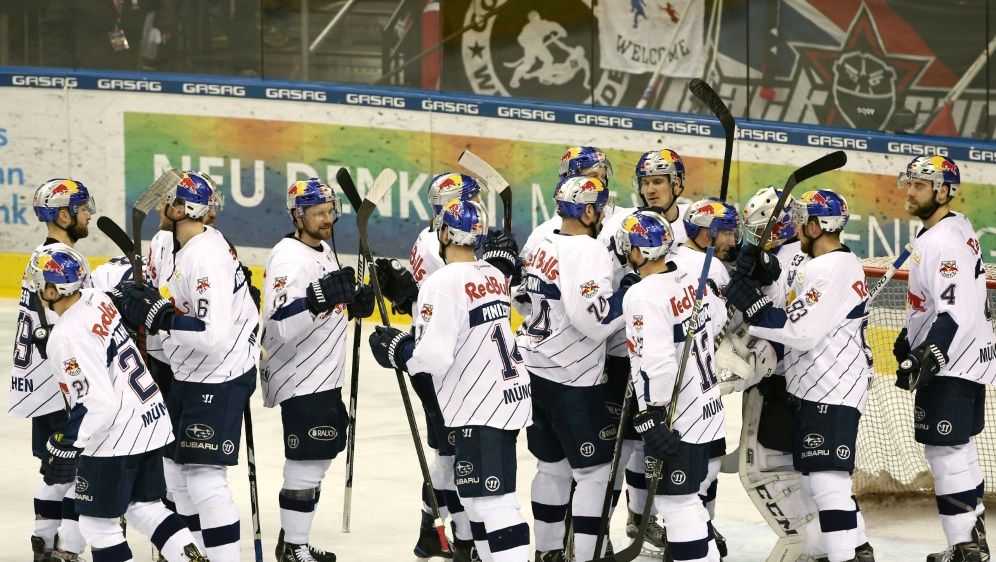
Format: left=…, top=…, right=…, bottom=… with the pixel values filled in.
left=374, top=171, right=484, bottom=560
left=29, top=244, right=209, bottom=562
left=10, top=178, right=94, bottom=561
left=519, top=175, right=637, bottom=562
left=110, top=171, right=259, bottom=561
left=598, top=148, right=692, bottom=557
left=895, top=156, right=995, bottom=562
left=617, top=208, right=727, bottom=562
left=725, top=189, right=871, bottom=562
left=260, top=178, right=374, bottom=561
left=368, top=199, right=532, bottom=562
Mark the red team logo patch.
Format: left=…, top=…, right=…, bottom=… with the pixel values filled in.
left=908, top=290, right=927, bottom=312
left=63, top=358, right=80, bottom=376
left=420, top=304, right=434, bottom=322
left=632, top=315, right=644, bottom=330
left=939, top=261, right=958, bottom=278
left=579, top=280, right=599, bottom=299
left=273, top=276, right=287, bottom=290
left=196, top=277, right=210, bottom=294
left=805, top=289, right=822, bottom=305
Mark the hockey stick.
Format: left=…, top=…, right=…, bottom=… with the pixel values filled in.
left=244, top=406, right=264, bottom=562
left=714, top=150, right=848, bottom=349
left=97, top=216, right=137, bottom=269
left=688, top=79, right=735, bottom=203
left=594, top=251, right=717, bottom=562
left=458, top=150, right=512, bottom=233
left=335, top=167, right=366, bottom=533
left=131, top=169, right=183, bottom=284
left=866, top=243, right=913, bottom=305
left=357, top=169, right=451, bottom=554
left=635, top=0, right=697, bottom=109
left=593, top=380, right=635, bottom=556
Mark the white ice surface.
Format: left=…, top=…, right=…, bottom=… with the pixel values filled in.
left=0, top=299, right=964, bottom=560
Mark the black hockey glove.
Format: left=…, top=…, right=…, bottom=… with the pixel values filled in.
left=735, top=243, right=760, bottom=276
left=893, top=328, right=911, bottom=363
left=306, top=267, right=356, bottom=315
left=736, top=244, right=780, bottom=286
left=31, top=325, right=50, bottom=361
left=374, top=258, right=419, bottom=316
left=725, top=276, right=773, bottom=325
left=43, top=433, right=80, bottom=486
left=619, top=272, right=642, bottom=292
left=241, top=264, right=261, bottom=311
left=349, top=284, right=376, bottom=320
left=109, top=281, right=175, bottom=335
left=482, top=229, right=522, bottom=284
left=368, top=326, right=415, bottom=371
left=896, top=342, right=948, bottom=392
left=633, top=406, right=681, bottom=459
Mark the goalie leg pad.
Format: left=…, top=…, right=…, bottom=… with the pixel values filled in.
left=926, top=443, right=979, bottom=545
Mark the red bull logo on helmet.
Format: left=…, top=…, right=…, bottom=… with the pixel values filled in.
left=696, top=202, right=727, bottom=217
left=36, top=254, right=64, bottom=275
left=623, top=216, right=649, bottom=239
left=49, top=181, right=78, bottom=197
left=659, top=149, right=678, bottom=162
left=562, top=147, right=584, bottom=162
left=579, top=179, right=599, bottom=192
left=179, top=174, right=199, bottom=193
left=444, top=199, right=463, bottom=220
left=804, top=191, right=830, bottom=207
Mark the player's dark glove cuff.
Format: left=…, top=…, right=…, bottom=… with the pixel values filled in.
left=111, top=282, right=173, bottom=335
left=735, top=243, right=760, bottom=276
left=349, top=285, right=376, bottom=320
left=619, top=272, right=642, bottom=292
left=241, top=265, right=261, bottom=311
left=484, top=248, right=519, bottom=279
left=369, top=326, right=415, bottom=371
left=145, top=298, right=175, bottom=335
left=725, top=276, right=773, bottom=324
left=893, top=327, right=911, bottom=364
left=306, top=267, right=356, bottom=315
left=753, top=250, right=782, bottom=286
left=633, top=406, right=681, bottom=458
left=897, top=342, right=947, bottom=392
left=43, top=433, right=80, bottom=486
left=374, top=258, right=419, bottom=316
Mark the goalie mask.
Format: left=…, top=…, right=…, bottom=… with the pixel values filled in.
left=741, top=186, right=796, bottom=249
left=897, top=155, right=960, bottom=197
left=558, top=146, right=613, bottom=185
left=166, top=171, right=218, bottom=220
left=33, top=179, right=96, bottom=223
left=427, top=173, right=482, bottom=217
left=27, top=244, right=90, bottom=296
left=433, top=199, right=488, bottom=249
left=794, top=189, right=849, bottom=233
left=614, top=209, right=674, bottom=263
left=287, top=178, right=340, bottom=221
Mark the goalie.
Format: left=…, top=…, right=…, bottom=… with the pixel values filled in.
left=717, top=187, right=874, bottom=562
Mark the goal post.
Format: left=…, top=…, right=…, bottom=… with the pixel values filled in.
left=854, top=258, right=996, bottom=499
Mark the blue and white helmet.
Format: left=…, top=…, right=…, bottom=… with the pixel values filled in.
left=795, top=189, right=849, bottom=233
left=614, top=209, right=674, bottom=262
left=33, top=179, right=96, bottom=223
left=287, top=178, right=340, bottom=221
left=741, top=186, right=796, bottom=249
left=632, top=149, right=685, bottom=193
left=898, top=156, right=961, bottom=196
left=554, top=175, right=609, bottom=218
left=166, top=171, right=217, bottom=220
left=683, top=197, right=740, bottom=240
left=433, top=199, right=488, bottom=248
left=558, top=146, right=613, bottom=184
left=427, top=173, right=482, bottom=216
left=27, top=244, right=90, bottom=296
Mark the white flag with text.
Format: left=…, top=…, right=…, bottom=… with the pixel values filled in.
left=594, top=0, right=707, bottom=77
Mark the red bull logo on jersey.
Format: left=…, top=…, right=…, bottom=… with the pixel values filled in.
left=939, top=261, right=958, bottom=278
left=63, top=358, right=81, bottom=377
left=465, top=275, right=510, bottom=302
left=273, top=276, right=287, bottom=290
left=805, top=289, right=822, bottom=305
left=579, top=280, right=599, bottom=299
left=196, top=277, right=210, bottom=294
left=420, top=304, right=434, bottom=322
left=908, top=290, right=927, bottom=313
left=632, top=315, right=644, bottom=330
left=91, top=301, right=119, bottom=340
left=967, top=238, right=981, bottom=256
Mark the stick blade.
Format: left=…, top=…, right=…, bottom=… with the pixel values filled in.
left=688, top=79, right=734, bottom=130
left=96, top=216, right=134, bottom=254
left=336, top=167, right=363, bottom=211
left=355, top=168, right=398, bottom=254
left=458, top=150, right=509, bottom=191
left=790, top=150, right=847, bottom=186
left=134, top=168, right=183, bottom=215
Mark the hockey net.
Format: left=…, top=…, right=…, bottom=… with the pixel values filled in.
left=854, top=257, right=996, bottom=499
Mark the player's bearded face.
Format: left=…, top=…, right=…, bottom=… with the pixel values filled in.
left=902, top=179, right=945, bottom=219
left=300, top=203, right=335, bottom=240
left=157, top=199, right=171, bottom=230
left=64, top=206, right=91, bottom=242
left=714, top=229, right=737, bottom=261
left=581, top=166, right=608, bottom=184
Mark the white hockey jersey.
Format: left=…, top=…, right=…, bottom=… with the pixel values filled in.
left=750, top=248, right=872, bottom=411
left=623, top=266, right=727, bottom=444
left=89, top=256, right=136, bottom=291
left=904, top=213, right=995, bottom=385
left=520, top=231, right=625, bottom=386
left=409, top=227, right=445, bottom=288
left=260, top=235, right=349, bottom=407
left=765, top=240, right=805, bottom=309
left=406, top=261, right=532, bottom=430
left=9, top=240, right=74, bottom=419
left=146, top=230, right=181, bottom=363
left=158, top=226, right=259, bottom=384
left=48, top=289, right=173, bottom=456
